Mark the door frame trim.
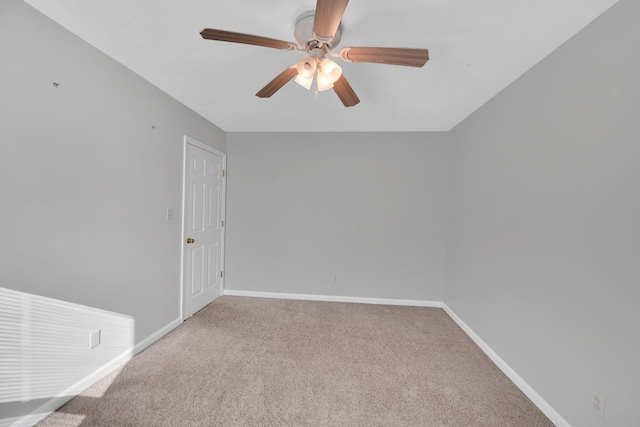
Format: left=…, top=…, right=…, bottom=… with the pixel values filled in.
left=180, top=135, right=227, bottom=320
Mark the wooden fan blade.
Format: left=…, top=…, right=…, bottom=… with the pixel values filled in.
left=341, top=47, right=429, bottom=67
left=200, top=29, right=296, bottom=50
left=313, top=0, right=349, bottom=40
left=333, top=75, right=360, bottom=107
left=256, top=67, right=298, bottom=98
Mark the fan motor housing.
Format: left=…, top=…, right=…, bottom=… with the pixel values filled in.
left=294, top=10, right=342, bottom=50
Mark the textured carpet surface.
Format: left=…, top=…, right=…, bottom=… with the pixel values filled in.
left=38, top=296, right=554, bottom=426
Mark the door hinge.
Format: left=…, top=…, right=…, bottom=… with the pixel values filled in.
left=222, top=169, right=225, bottom=177
left=220, top=271, right=223, bottom=278
left=221, top=220, right=224, bottom=227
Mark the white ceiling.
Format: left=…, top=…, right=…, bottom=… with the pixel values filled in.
left=23, top=0, right=618, bottom=132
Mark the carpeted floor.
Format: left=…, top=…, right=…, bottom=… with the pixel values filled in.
left=38, top=296, right=554, bottom=426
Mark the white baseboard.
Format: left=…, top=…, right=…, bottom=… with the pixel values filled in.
left=10, top=317, right=183, bottom=427
left=441, top=304, right=571, bottom=427
left=131, top=317, right=182, bottom=356
left=223, top=289, right=443, bottom=308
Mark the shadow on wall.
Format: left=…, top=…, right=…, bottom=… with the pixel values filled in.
left=0, top=288, right=135, bottom=426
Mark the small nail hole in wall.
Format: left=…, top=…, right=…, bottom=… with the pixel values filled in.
left=52, top=82, right=59, bottom=88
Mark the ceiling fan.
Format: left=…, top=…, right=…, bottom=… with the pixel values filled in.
left=200, top=0, right=429, bottom=107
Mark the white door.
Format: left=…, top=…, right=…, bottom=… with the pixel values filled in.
left=182, top=136, right=226, bottom=318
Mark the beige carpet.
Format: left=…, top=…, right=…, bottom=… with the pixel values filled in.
left=38, top=296, right=553, bottom=426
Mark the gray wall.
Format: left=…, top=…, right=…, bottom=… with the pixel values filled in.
left=445, top=0, right=639, bottom=425
left=1, top=0, right=224, bottom=420
left=225, top=132, right=450, bottom=301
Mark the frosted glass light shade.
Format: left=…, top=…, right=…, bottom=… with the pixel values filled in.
left=316, top=71, right=334, bottom=91
left=296, top=57, right=317, bottom=79
left=319, top=58, right=342, bottom=83
left=295, top=74, right=313, bottom=90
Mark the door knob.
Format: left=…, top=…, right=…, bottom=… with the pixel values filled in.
left=186, top=238, right=195, bottom=244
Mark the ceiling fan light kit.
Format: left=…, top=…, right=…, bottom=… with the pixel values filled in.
left=316, top=71, right=334, bottom=92
left=294, top=71, right=314, bottom=90
left=200, top=0, right=429, bottom=107
left=320, top=58, right=342, bottom=83
left=296, top=56, right=317, bottom=79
